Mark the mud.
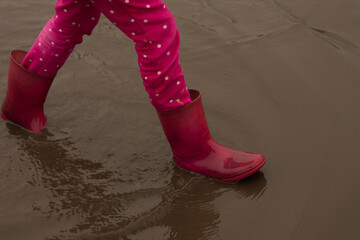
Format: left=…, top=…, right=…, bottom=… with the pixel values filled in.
left=1, top=0, right=360, bottom=239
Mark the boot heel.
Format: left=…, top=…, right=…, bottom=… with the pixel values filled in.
left=1, top=112, right=8, bottom=121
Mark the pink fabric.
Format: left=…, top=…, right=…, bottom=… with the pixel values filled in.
left=22, top=0, right=191, bottom=111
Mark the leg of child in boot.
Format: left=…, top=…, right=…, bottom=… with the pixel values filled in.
left=91, top=0, right=265, bottom=182
left=1, top=0, right=101, bottom=132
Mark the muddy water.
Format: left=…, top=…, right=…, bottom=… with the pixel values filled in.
left=1, top=0, right=360, bottom=239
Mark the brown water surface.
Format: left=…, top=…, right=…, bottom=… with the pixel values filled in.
left=1, top=0, right=360, bottom=239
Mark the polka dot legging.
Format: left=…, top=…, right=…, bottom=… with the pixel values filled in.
left=22, top=0, right=191, bottom=111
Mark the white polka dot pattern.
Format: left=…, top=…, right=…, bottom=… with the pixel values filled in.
left=22, top=0, right=191, bottom=111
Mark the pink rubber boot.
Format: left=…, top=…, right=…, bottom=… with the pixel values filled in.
left=1, top=50, right=54, bottom=133
left=157, top=90, right=266, bottom=182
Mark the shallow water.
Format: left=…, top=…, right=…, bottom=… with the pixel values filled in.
left=1, top=0, right=360, bottom=239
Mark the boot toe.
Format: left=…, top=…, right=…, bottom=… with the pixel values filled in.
left=217, top=151, right=266, bottom=182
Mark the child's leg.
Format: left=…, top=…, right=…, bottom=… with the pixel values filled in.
left=2, top=1, right=101, bottom=132
left=91, top=0, right=191, bottom=111
left=22, top=0, right=101, bottom=77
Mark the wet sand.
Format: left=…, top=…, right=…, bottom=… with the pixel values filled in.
left=1, top=0, right=360, bottom=239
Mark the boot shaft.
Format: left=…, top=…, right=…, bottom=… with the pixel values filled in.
left=6, top=50, right=54, bottom=106
left=157, top=89, right=211, bottom=157
left=1, top=50, right=54, bottom=133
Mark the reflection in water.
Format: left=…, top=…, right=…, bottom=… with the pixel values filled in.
left=5, top=123, right=165, bottom=237
left=5, top=123, right=266, bottom=240
left=233, top=171, right=267, bottom=200
left=121, top=171, right=267, bottom=240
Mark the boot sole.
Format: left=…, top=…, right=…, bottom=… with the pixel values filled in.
left=216, top=157, right=266, bottom=182
left=174, top=157, right=266, bottom=183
